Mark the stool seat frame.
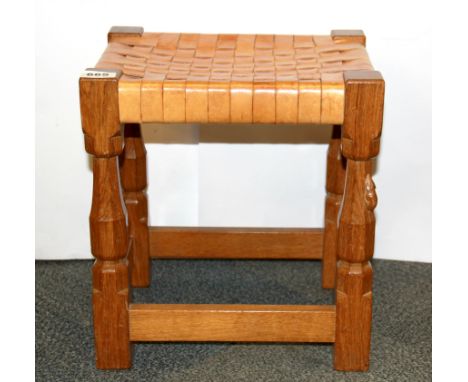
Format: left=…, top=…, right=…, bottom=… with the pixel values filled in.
left=79, top=27, right=385, bottom=371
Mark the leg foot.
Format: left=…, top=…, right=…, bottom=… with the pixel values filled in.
left=93, top=260, right=132, bottom=369
left=334, top=260, right=372, bottom=371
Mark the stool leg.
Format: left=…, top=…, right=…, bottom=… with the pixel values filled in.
left=334, top=71, right=384, bottom=371
left=334, top=160, right=375, bottom=371
left=91, top=158, right=131, bottom=369
left=322, top=125, right=346, bottom=289
left=120, top=124, right=151, bottom=287
left=80, top=70, right=132, bottom=369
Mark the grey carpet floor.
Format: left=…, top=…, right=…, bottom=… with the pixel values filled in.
left=36, top=259, right=431, bottom=381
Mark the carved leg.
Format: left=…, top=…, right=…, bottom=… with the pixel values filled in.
left=120, top=124, right=151, bottom=287
left=334, top=160, right=376, bottom=371
left=91, top=158, right=131, bottom=369
left=322, top=125, right=346, bottom=289
left=80, top=69, right=132, bottom=369
left=334, top=71, right=384, bottom=371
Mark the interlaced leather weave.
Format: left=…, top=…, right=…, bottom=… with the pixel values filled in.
left=96, top=33, right=374, bottom=124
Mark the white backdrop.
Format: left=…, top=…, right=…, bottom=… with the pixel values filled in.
left=35, top=0, right=431, bottom=261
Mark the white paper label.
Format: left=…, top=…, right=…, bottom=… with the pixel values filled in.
left=80, top=70, right=117, bottom=79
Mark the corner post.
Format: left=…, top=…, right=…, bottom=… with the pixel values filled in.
left=331, top=30, right=367, bottom=46
left=120, top=124, right=151, bottom=287
left=322, top=30, right=366, bottom=289
left=79, top=69, right=132, bottom=369
left=108, top=26, right=144, bottom=42
left=334, top=70, right=385, bottom=371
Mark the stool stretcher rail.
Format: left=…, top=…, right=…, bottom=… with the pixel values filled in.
left=129, top=304, right=336, bottom=343
left=149, top=227, right=324, bottom=259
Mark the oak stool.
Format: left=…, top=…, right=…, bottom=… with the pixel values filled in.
left=79, top=26, right=385, bottom=371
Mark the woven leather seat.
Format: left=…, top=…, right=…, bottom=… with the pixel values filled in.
left=95, top=29, right=373, bottom=124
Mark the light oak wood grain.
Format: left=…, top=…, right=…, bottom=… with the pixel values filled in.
left=322, top=125, right=347, bottom=289
left=93, top=258, right=132, bottom=369
left=149, top=227, right=323, bottom=259
left=108, top=26, right=144, bottom=42
left=80, top=69, right=132, bottom=369
left=331, top=30, right=366, bottom=45
left=334, top=69, right=384, bottom=371
left=120, top=124, right=151, bottom=287
left=341, top=71, right=385, bottom=160
left=129, top=304, right=336, bottom=343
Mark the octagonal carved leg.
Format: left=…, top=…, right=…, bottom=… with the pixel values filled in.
left=80, top=69, right=132, bottom=369
left=120, top=124, right=151, bottom=287
left=334, top=71, right=384, bottom=371
left=322, top=125, right=346, bottom=289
